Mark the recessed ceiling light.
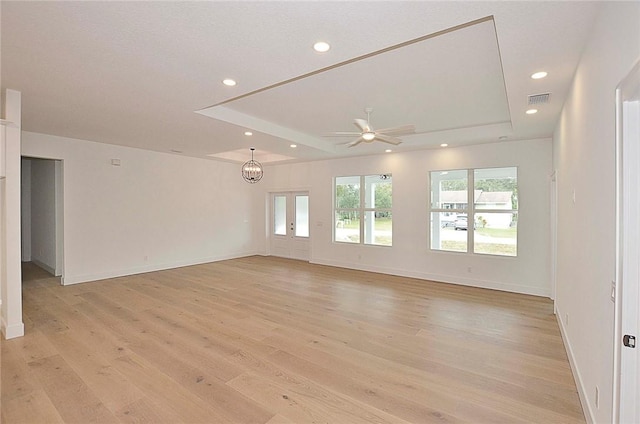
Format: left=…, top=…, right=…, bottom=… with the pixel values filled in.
left=290, top=144, right=297, bottom=148
left=244, top=131, right=253, bottom=136
left=313, top=41, right=331, bottom=53
left=531, top=71, right=548, bottom=80
left=440, top=143, right=448, bottom=147
left=385, top=149, right=392, bottom=153
left=222, top=78, right=237, bottom=86
left=526, top=109, right=538, bottom=114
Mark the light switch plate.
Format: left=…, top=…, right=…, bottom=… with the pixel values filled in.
left=611, top=280, right=616, bottom=302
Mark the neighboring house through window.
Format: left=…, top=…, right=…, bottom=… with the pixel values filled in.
left=430, top=167, right=518, bottom=256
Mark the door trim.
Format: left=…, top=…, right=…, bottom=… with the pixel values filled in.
left=614, top=59, right=640, bottom=424
left=268, top=191, right=310, bottom=261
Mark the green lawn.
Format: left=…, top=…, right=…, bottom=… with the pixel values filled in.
left=337, top=218, right=392, bottom=246
left=474, top=226, right=517, bottom=239
left=441, top=240, right=516, bottom=256
left=339, top=218, right=392, bottom=231
left=337, top=218, right=516, bottom=252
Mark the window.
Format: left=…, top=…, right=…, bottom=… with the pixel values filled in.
left=430, top=167, right=517, bottom=256
left=335, top=174, right=392, bottom=246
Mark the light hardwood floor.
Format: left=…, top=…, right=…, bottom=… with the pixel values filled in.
left=2, top=257, right=584, bottom=423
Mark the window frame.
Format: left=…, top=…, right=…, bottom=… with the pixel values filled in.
left=429, top=167, right=518, bottom=257
left=334, top=174, right=392, bottom=247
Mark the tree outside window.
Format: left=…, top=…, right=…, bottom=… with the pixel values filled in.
left=335, top=174, right=392, bottom=246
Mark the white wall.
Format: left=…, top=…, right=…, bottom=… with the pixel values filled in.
left=30, top=158, right=57, bottom=274
left=552, top=2, right=640, bottom=423
left=264, top=138, right=552, bottom=297
left=21, top=131, right=263, bottom=285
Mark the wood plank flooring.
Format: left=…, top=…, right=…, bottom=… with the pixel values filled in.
left=2, top=257, right=585, bottom=423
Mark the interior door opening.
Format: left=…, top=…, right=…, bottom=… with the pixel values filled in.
left=20, top=156, right=64, bottom=283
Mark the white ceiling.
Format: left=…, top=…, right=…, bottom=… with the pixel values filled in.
left=1, top=1, right=598, bottom=164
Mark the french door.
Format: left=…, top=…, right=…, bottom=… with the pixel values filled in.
left=270, top=192, right=310, bottom=261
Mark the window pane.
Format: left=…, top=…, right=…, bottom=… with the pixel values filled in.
left=336, top=176, right=360, bottom=209
left=274, top=195, right=286, bottom=235
left=430, top=169, right=468, bottom=210
left=364, top=211, right=392, bottom=246
left=364, top=174, right=392, bottom=208
left=295, top=195, right=309, bottom=237
left=335, top=211, right=360, bottom=243
left=473, top=212, right=517, bottom=256
left=474, top=167, right=518, bottom=210
left=430, top=212, right=467, bottom=252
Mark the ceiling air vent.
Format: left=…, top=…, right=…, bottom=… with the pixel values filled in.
left=528, top=93, right=551, bottom=105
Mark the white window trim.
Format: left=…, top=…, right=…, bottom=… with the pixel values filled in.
left=429, top=167, right=518, bottom=256
left=334, top=174, right=392, bottom=246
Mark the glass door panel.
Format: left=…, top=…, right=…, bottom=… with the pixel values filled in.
left=274, top=195, right=287, bottom=236
left=295, top=195, right=309, bottom=237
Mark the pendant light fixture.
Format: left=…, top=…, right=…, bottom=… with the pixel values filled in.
left=241, top=148, right=263, bottom=183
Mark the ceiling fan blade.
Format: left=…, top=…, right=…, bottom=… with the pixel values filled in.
left=346, top=137, right=365, bottom=148
left=322, top=132, right=361, bottom=137
left=375, top=134, right=403, bottom=145
left=375, top=124, right=415, bottom=136
left=354, top=119, right=370, bottom=132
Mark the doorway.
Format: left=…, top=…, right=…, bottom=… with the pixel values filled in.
left=270, top=192, right=310, bottom=261
left=21, top=157, right=64, bottom=281
left=614, top=59, right=640, bottom=424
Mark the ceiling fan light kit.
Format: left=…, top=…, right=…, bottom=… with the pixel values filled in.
left=324, top=107, right=414, bottom=148
left=362, top=131, right=376, bottom=141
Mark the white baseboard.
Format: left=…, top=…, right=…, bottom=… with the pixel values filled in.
left=1, top=316, right=25, bottom=340
left=556, top=308, right=594, bottom=424
left=310, top=257, right=550, bottom=297
left=32, top=258, right=56, bottom=275
left=61, top=251, right=261, bottom=285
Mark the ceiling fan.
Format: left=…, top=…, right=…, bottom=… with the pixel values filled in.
left=324, top=108, right=415, bottom=147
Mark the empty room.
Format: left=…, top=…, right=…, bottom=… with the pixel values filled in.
left=1, top=1, right=639, bottom=423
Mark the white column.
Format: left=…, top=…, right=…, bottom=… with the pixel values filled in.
left=1, top=89, right=24, bottom=339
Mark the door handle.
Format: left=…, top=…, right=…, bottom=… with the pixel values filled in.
left=623, top=334, right=636, bottom=348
